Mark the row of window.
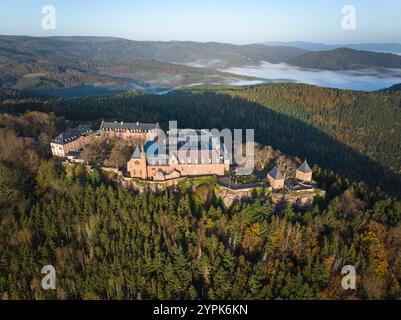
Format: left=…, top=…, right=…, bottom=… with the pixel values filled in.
left=102, top=128, right=148, bottom=133
left=148, top=158, right=217, bottom=165
left=131, top=170, right=143, bottom=176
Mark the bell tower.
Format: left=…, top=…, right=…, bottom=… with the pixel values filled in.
left=127, top=146, right=148, bottom=179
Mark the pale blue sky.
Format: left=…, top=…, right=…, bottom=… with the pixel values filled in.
left=0, top=0, right=399, bottom=44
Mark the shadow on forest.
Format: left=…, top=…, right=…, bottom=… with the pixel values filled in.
left=4, top=90, right=401, bottom=196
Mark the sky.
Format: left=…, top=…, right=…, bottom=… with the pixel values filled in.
left=0, top=0, right=400, bottom=44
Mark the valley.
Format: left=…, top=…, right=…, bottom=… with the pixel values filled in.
left=2, top=36, right=401, bottom=95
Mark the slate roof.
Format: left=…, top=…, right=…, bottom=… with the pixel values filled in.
left=53, top=127, right=92, bottom=145
left=100, top=121, right=157, bottom=132
left=268, top=167, right=284, bottom=180
left=176, top=139, right=213, bottom=151
left=297, top=160, right=312, bottom=173
left=144, top=140, right=158, bottom=154
left=168, top=129, right=218, bottom=151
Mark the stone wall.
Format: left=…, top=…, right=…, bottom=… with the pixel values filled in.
left=100, top=165, right=325, bottom=211
left=295, top=171, right=313, bottom=182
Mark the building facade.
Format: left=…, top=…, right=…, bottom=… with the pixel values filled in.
left=100, top=121, right=158, bottom=141
left=51, top=121, right=158, bottom=158
left=50, top=127, right=92, bottom=157
left=127, top=130, right=230, bottom=181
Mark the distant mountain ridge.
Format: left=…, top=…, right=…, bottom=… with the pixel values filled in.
left=264, top=41, right=401, bottom=55
left=2, top=35, right=401, bottom=71
left=0, top=35, right=306, bottom=69
left=383, top=83, right=401, bottom=92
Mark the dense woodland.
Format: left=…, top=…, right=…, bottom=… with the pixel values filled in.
left=0, top=110, right=401, bottom=300
left=0, top=42, right=251, bottom=92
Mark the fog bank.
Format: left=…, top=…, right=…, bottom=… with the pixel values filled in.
left=223, top=62, right=401, bottom=91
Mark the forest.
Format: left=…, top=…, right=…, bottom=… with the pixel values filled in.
left=1, top=111, right=401, bottom=300
left=2, top=83, right=400, bottom=194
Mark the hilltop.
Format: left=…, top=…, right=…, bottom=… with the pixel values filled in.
left=289, top=47, right=401, bottom=70
left=2, top=83, right=401, bottom=195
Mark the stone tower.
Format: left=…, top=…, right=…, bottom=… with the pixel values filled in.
left=127, top=146, right=148, bottom=179
left=267, top=166, right=285, bottom=190
left=295, top=160, right=313, bottom=182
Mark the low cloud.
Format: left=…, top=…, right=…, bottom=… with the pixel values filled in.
left=223, top=62, right=401, bottom=91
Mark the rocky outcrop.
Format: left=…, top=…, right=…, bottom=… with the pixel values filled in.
left=270, top=189, right=326, bottom=210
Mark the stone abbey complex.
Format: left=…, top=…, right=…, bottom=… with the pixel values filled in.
left=127, top=129, right=230, bottom=181
left=51, top=121, right=314, bottom=190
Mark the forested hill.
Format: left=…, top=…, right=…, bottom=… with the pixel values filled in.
left=2, top=36, right=401, bottom=93
left=0, top=35, right=306, bottom=69
left=216, top=84, right=401, bottom=175
left=0, top=53, right=253, bottom=92
left=1, top=83, right=400, bottom=195
left=2, top=36, right=401, bottom=71
left=288, top=47, right=401, bottom=70
left=1, top=86, right=401, bottom=300
left=1, top=111, right=401, bottom=300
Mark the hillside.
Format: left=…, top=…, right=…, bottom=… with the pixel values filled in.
left=3, top=36, right=401, bottom=73
left=384, top=83, right=401, bottom=92
left=0, top=53, right=254, bottom=92
left=91, top=59, right=257, bottom=87
left=0, top=53, right=128, bottom=91
left=264, top=41, right=401, bottom=55
left=289, top=48, right=401, bottom=70
left=0, top=35, right=306, bottom=69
